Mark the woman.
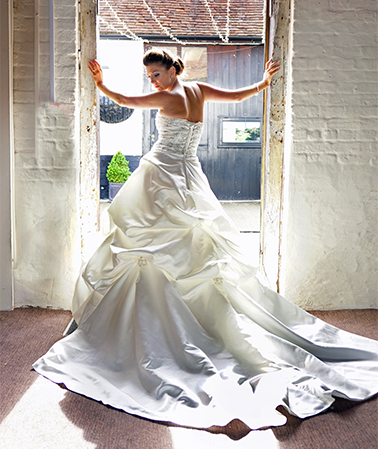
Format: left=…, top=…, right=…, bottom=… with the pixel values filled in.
left=88, top=50, right=278, bottom=122
left=34, top=49, right=378, bottom=430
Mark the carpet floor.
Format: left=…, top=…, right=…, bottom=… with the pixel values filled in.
left=0, top=307, right=377, bottom=449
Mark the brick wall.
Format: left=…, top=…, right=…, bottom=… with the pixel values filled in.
left=281, top=0, right=378, bottom=308
left=13, top=0, right=80, bottom=309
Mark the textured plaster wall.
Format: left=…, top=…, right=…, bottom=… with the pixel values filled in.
left=0, top=0, right=13, bottom=310
left=13, top=0, right=80, bottom=309
left=11, top=0, right=377, bottom=311
left=281, top=0, right=378, bottom=309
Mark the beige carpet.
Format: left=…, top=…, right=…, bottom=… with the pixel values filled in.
left=0, top=307, right=377, bottom=449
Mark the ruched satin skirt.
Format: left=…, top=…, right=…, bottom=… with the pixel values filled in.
left=33, top=147, right=378, bottom=429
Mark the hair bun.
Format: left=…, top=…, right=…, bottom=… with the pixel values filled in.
left=143, top=48, right=185, bottom=76
left=173, top=57, right=185, bottom=75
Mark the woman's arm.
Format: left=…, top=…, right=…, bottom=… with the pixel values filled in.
left=88, top=59, right=170, bottom=109
left=198, top=59, right=280, bottom=103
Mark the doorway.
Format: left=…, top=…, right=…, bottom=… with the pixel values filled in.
left=94, top=1, right=267, bottom=265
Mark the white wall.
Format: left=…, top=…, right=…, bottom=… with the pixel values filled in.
left=281, top=0, right=378, bottom=309
left=10, top=0, right=377, bottom=311
left=99, top=39, right=143, bottom=156
left=0, top=0, right=13, bottom=310
left=13, top=0, right=80, bottom=309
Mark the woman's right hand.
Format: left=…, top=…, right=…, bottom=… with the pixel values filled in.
left=88, top=59, right=103, bottom=86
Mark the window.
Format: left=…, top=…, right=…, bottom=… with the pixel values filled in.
left=219, top=117, right=262, bottom=147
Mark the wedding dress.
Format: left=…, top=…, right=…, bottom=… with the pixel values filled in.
left=33, top=114, right=378, bottom=429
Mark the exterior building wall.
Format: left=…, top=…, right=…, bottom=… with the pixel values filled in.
left=13, top=0, right=80, bottom=309
left=280, top=0, right=378, bottom=309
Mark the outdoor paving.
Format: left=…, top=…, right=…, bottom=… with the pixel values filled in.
left=220, top=201, right=260, bottom=232
left=221, top=201, right=260, bottom=266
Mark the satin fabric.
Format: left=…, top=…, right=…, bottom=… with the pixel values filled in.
left=33, top=114, right=378, bottom=429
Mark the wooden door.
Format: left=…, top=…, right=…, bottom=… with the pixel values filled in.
left=143, top=45, right=264, bottom=201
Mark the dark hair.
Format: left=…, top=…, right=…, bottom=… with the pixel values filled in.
left=143, top=49, right=185, bottom=76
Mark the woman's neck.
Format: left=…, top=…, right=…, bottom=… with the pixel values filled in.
left=166, top=77, right=180, bottom=92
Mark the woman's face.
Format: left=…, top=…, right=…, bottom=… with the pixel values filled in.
left=145, top=63, right=175, bottom=91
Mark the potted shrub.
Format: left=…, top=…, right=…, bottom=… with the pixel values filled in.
left=106, top=151, right=131, bottom=201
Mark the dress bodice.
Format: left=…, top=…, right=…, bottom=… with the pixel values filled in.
left=153, top=114, right=203, bottom=157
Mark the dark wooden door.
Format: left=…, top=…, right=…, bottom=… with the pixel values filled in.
left=143, top=45, right=264, bottom=200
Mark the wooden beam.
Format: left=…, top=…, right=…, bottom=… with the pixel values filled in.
left=79, top=0, right=101, bottom=260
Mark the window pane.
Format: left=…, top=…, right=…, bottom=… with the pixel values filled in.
left=222, top=120, right=261, bottom=143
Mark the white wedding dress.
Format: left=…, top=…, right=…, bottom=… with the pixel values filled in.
left=34, top=114, right=378, bottom=429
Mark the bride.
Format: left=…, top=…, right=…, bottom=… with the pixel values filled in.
left=33, top=49, right=378, bottom=430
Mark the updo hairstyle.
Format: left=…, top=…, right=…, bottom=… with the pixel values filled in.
left=143, top=49, right=185, bottom=76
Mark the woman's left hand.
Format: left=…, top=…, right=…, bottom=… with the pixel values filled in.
left=263, top=59, right=281, bottom=85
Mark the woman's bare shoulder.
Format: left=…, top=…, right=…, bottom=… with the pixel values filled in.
left=183, top=81, right=205, bottom=100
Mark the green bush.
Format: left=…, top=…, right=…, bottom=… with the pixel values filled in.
left=235, top=127, right=260, bottom=142
left=106, top=152, right=131, bottom=183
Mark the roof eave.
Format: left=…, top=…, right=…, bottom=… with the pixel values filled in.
left=100, top=34, right=263, bottom=45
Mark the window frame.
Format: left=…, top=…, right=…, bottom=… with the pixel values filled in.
left=218, top=116, right=262, bottom=148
